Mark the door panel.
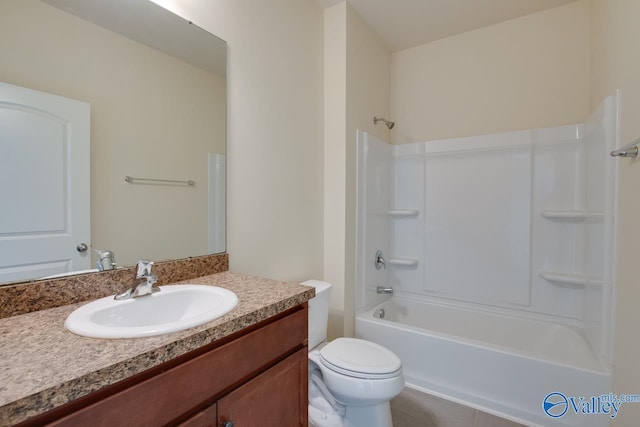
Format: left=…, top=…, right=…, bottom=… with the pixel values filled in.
left=218, top=349, right=307, bottom=427
left=0, top=81, right=90, bottom=282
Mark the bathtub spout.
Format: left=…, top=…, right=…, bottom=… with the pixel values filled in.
left=376, top=286, right=393, bottom=295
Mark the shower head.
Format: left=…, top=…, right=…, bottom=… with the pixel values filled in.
left=373, top=116, right=395, bottom=130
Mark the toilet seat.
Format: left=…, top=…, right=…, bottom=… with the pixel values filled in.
left=319, top=338, right=402, bottom=379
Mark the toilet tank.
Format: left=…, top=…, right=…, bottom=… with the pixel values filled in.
left=303, top=280, right=332, bottom=350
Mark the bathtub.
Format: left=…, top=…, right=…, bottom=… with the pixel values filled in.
left=356, top=296, right=612, bottom=427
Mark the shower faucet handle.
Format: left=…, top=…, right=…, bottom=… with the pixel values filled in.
left=375, top=250, right=386, bottom=270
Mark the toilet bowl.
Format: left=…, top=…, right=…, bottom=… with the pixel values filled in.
left=304, top=280, right=404, bottom=427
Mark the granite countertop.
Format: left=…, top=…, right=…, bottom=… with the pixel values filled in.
left=0, top=272, right=314, bottom=426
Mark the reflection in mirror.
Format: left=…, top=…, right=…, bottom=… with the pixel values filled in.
left=0, top=0, right=226, bottom=285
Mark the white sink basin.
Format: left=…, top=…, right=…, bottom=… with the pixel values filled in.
left=65, top=285, right=238, bottom=339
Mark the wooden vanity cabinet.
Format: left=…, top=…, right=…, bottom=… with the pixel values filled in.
left=20, top=304, right=308, bottom=427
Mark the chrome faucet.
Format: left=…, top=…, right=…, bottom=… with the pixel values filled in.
left=95, top=249, right=116, bottom=271
left=114, top=260, right=160, bottom=300
left=376, top=286, right=393, bottom=295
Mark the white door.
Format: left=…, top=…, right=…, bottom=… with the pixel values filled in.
left=0, top=81, right=90, bottom=282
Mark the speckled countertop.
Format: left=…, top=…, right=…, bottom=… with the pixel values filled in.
left=0, top=272, right=314, bottom=426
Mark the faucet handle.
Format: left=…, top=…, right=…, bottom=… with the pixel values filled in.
left=136, top=259, right=154, bottom=279
left=375, top=250, right=386, bottom=270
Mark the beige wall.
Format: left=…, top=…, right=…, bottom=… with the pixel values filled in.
left=0, top=0, right=225, bottom=267
left=323, top=2, right=391, bottom=338
left=591, top=0, right=640, bottom=424
left=345, top=5, right=392, bottom=336
left=153, top=0, right=325, bottom=282
left=390, top=0, right=591, bottom=143
left=324, top=3, right=348, bottom=339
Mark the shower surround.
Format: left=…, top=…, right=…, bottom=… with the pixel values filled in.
left=355, top=94, right=619, bottom=426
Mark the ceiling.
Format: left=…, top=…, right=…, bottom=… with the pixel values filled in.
left=45, top=0, right=226, bottom=76
left=315, top=0, right=579, bottom=52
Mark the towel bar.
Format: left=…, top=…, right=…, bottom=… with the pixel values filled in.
left=125, top=176, right=195, bottom=186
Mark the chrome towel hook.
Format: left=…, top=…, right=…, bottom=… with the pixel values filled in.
left=610, top=136, right=640, bottom=158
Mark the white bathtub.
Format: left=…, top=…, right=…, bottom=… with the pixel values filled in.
left=356, top=296, right=612, bottom=427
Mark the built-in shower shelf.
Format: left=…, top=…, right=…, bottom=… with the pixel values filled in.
left=540, top=210, right=604, bottom=220
left=388, top=209, right=420, bottom=217
left=388, top=258, right=419, bottom=267
left=541, top=271, right=603, bottom=287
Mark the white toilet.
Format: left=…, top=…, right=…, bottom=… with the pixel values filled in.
left=304, top=280, right=404, bottom=427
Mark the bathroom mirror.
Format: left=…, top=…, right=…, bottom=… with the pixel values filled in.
left=0, top=0, right=226, bottom=285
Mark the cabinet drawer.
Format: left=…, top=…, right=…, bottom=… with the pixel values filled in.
left=47, top=306, right=307, bottom=427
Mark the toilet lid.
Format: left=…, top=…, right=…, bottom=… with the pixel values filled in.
left=319, top=338, right=401, bottom=379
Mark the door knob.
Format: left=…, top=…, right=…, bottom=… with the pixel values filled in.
left=222, top=421, right=234, bottom=427
left=76, top=243, right=88, bottom=252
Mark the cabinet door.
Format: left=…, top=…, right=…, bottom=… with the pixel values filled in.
left=218, top=349, right=308, bottom=427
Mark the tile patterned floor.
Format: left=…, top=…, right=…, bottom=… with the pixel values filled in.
left=391, top=387, right=529, bottom=427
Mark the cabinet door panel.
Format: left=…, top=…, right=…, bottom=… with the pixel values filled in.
left=218, top=349, right=308, bottom=427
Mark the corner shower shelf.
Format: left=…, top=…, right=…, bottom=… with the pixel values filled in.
left=388, top=258, right=419, bottom=268
left=541, top=271, right=603, bottom=287
left=540, top=210, right=604, bottom=220
left=388, top=209, right=420, bottom=217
